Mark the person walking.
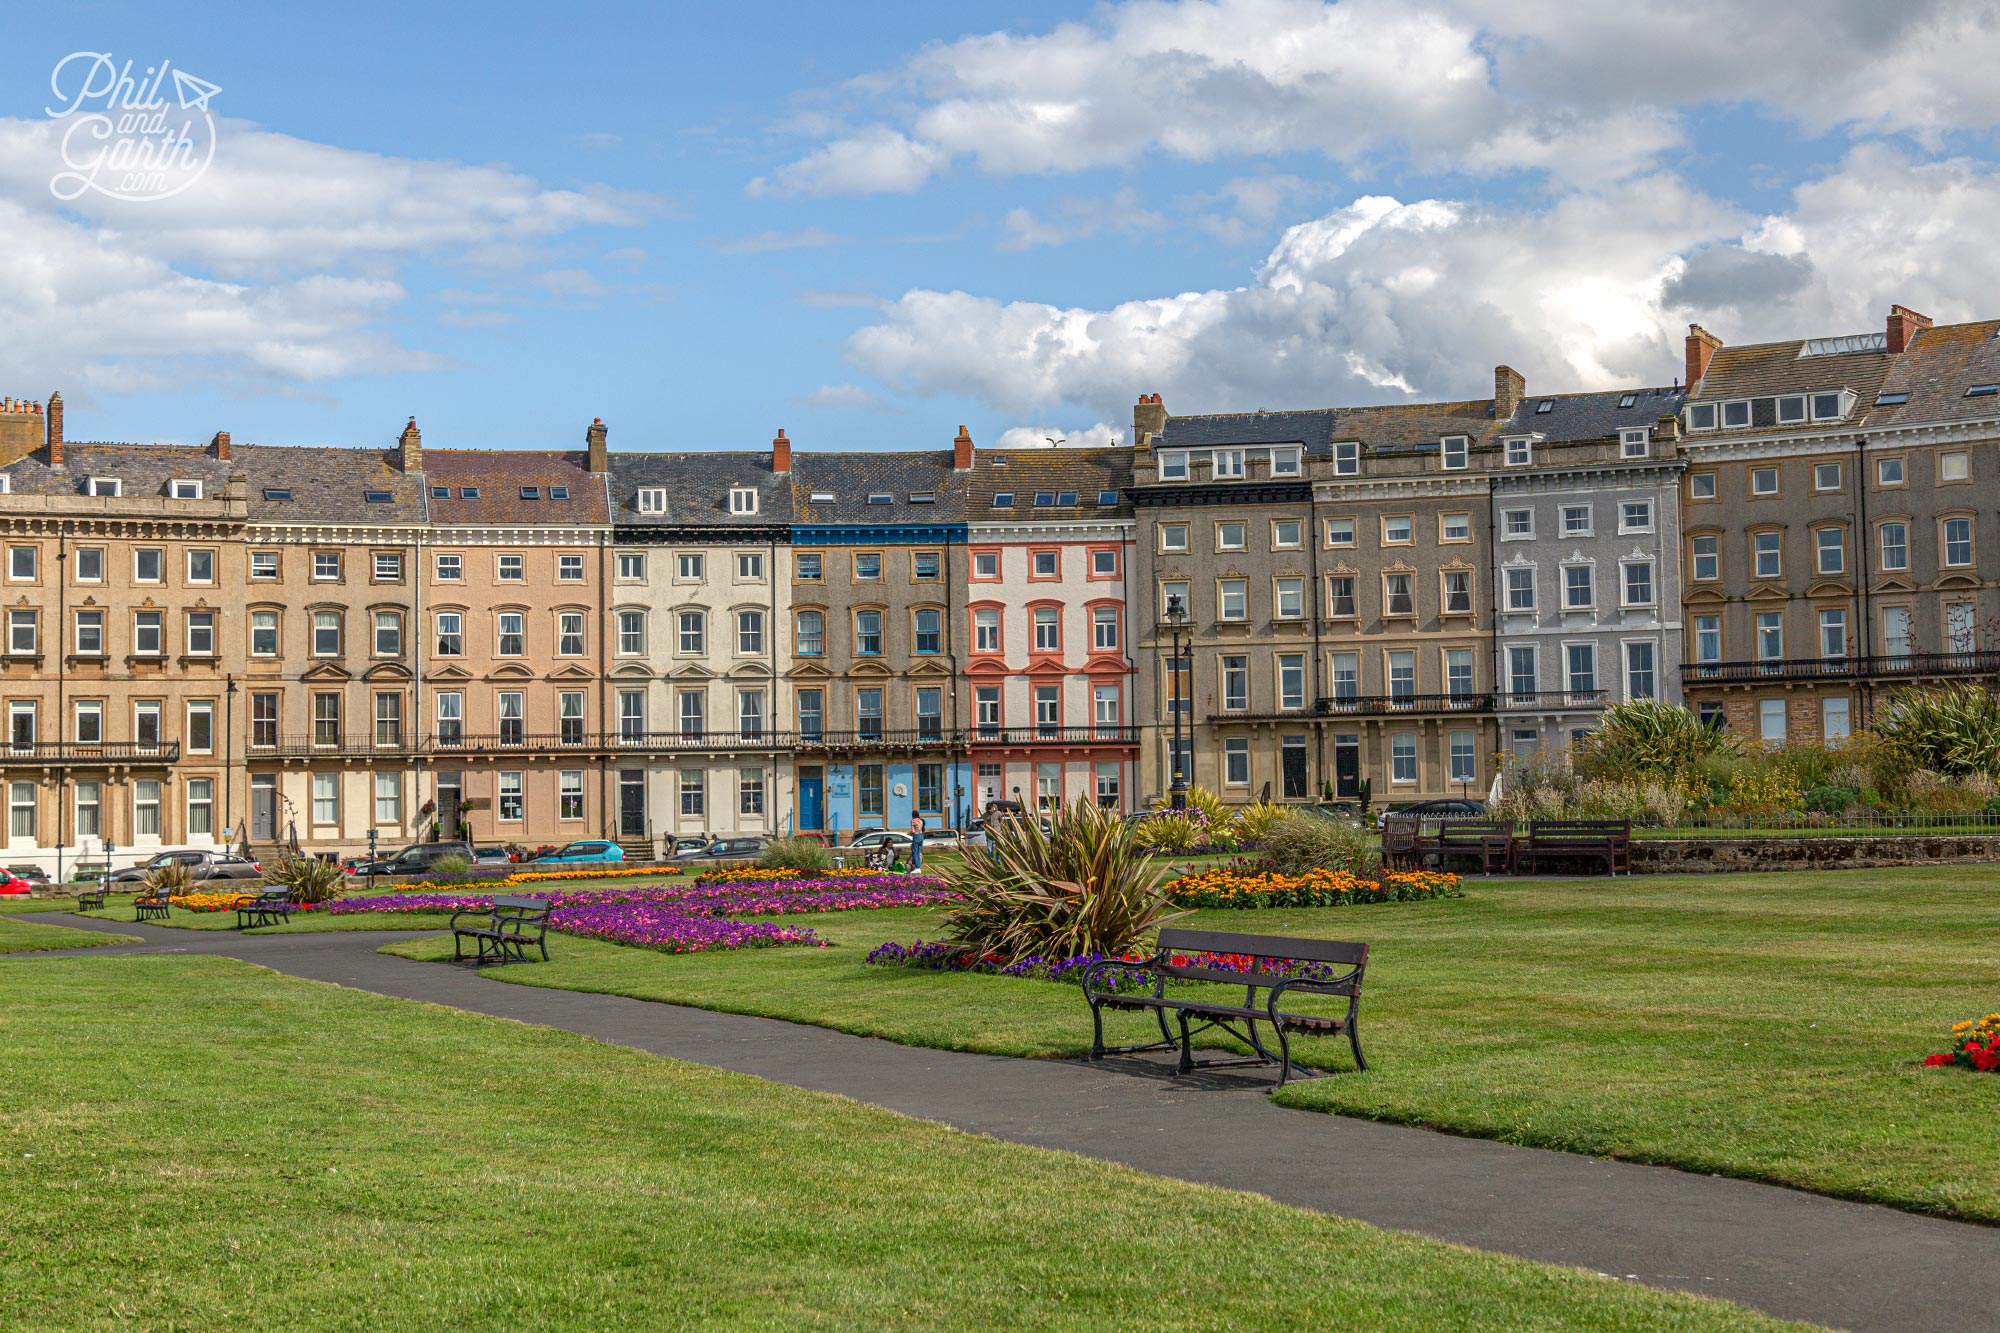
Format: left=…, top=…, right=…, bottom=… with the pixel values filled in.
left=908, top=814, right=925, bottom=872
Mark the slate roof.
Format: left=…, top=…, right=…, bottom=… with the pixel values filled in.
left=233, top=445, right=427, bottom=524
left=1155, top=409, right=1342, bottom=455
left=1500, top=386, right=1686, bottom=442
left=423, top=451, right=609, bottom=526
left=0, top=442, right=239, bottom=502
left=1865, top=320, right=2000, bottom=428
left=608, top=452, right=792, bottom=527
left=1156, top=398, right=1503, bottom=457
left=967, top=447, right=1132, bottom=517
left=789, top=451, right=970, bottom=526
left=1693, top=337, right=1897, bottom=409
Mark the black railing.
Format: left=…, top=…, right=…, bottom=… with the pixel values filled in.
left=1311, top=692, right=1495, bottom=716
left=967, top=725, right=1140, bottom=746
left=0, top=740, right=183, bottom=764
left=1681, top=650, right=2000, bottom=684
left=796, top=728, right=962, bottom=750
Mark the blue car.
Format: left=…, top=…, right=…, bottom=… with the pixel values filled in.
left=533, top=839, right=625, bottom=865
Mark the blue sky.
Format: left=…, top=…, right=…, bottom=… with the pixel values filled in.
left=3, top=1, right=1999, bottom=454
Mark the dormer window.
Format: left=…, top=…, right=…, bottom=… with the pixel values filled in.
left=169, top=479, right=203, bottom=499
left=1441, top=436, right=1468, bottom=470
left=1687, top=403, right=1718, bottom=431
left=1212, top=449, right=1245, bottom=479
left=729, top=487, right=758, bottom=515
left=1620, top=429, right=1649, bottom=459
left=636, top=488, right=666, bottom=515
left=1504, top=438, right=1531, bottom=466
left=520, top=486, right=541, bottom=500
left=1159, top=451, right=1188, bottom=481
left=86, top=477, right=121, bottom=497
left=1777, top=395, right=1807, bottom=424
left=1811, top=392, right=1843, bottom=419
left=0, top=477, right=10, bottom=495
left=1722, top=401, right=1751, bottom=428
left=1332, top=442, right=1359, bottom=475
left=1271, top=447, right=1302, bottom=476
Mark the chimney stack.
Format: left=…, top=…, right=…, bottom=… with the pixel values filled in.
left=1132, top=393, right=1167, bottom=450
left=397, top=416, right=422, bottom=474
left=1685, top=325, right=1723, bottom=392
left=211, top=429, right=231, bottom=461
left=1886, top=304, right=1932, bottom=354
left=586, top=416, right=609, bottom=473
left=953, top=424, right=974, bottom=472
left=1494, top=365, right=1526, bottom=420
left=771, top=428, right=791, bottom=475
left=46, top=391, right=63, bottom=468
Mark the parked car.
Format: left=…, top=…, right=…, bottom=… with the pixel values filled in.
left=347, top=841, right=477, bottom=877
left=530, top=840, right=625, bottom=865
left=672, top=836, right=767, bottom=862
left=668, top=835, right=710, bottom=856
left=846, top=828, right=963, bottom=853
left=1300, top=801, right=1363, bottom=825
left=111, top=850, right=262, bottom=883
left=8, top=864, right=49, bottom=886
left=472, top=846, right=515, bottom=867
left=1385, top=798, right=1487, bottom=819
left=0, top=872, right=31, bottom=896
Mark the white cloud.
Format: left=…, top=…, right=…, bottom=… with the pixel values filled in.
left=994, top=422, right=1125, bottom=450
left=712, top=227, right=847, bottom=255
left=1000, top=188, right=1162, bottom=251
left=796, top=383, right=890, bottom=411
left=757, top=0, right=2000, bottom=196
left=0, top=116, right=645, bottom=393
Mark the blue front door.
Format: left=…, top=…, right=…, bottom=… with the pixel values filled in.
left=799, top=769, right=824, bottom=831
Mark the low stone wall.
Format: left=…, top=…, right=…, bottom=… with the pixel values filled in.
left=1632, top=834, right=2000, bottom=874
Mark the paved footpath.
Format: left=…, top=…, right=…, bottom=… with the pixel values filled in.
left=17, top=913, right=2000, bottom=1333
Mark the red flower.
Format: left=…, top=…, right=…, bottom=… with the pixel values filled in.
left=1925, top=1053, right=1955, bottom=1067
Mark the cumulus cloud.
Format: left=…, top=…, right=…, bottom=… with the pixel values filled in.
left=0, top=116, right=647, bottom=393
left=756, top=0, right=2000, bottom=196
left=712, top=227, right=847, bottom=255
left=796, top=383, right=890, bottom=411
left=1001, top=188, right=1162, bottom=251
left=994, top=422, right=1125, bottom=450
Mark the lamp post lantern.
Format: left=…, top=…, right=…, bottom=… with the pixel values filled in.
left=1164, top=594, right=1191, bottom=810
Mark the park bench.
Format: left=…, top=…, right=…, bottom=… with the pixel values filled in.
left=1432, top=819, right=1517, bottom=874
left=234, top=887, right=293, bottom=929
left=74, top=886, right=108, bottom=911
left=1515, top=819, right=1631, bottom=876
left=451, top=895, right=553, bottom=965
left=1379, top=815, right=1421, bottom=871
left=132, top=882, right=174, bottom=922
left=1081, top=927, right=1369, bottom=1086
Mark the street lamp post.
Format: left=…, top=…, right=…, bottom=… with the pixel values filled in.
left=367, top=827, right=378, bottom=893
left=1164, top=594, right=1191, bottom=810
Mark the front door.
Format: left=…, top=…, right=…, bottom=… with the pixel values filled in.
left=250, top=776, right=277, bottom=841
left=1281, top=740, right=1308, bottom=800
left=618, top=770, right=646, bottom=837
left=798, top=767, right=824, bottom=831
left=1334, top=736, right=1360, bottom=797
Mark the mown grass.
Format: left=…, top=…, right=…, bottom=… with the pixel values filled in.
left=386, top=864, right=2000, bottom=1222
left=0, top=955, right=1801, bottom=1332
left=0, top=917, right=136, bottom=952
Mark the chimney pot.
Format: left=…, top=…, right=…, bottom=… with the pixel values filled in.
left=585, top=416, right=609, bottom=473
left=397, top=416, right=423, bottom=474
left=1132, top=393, right=1168, bottom=450
left=772, top=427, right=791, bottom=475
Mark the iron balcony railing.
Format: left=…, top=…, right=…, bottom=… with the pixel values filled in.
left=1312, top=692, right=1495, bottom=716
left=249, top=732, right=430, bottom=759
left=606, top=729, right=791, bottom=752
left=1496, top=689, right=1610, bottom=709
left=967, top=725, right=1141, bottom=746
left=1680, top=650, right=2000, bottom=685
left=795, top=727, right=962, bottom=751
left=0, top=740, right=183, bottom=764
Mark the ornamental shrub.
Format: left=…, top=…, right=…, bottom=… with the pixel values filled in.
left=263, top=855, right=346, bottom=904
left=141, top=860, right=195, bottom=896
left=759, top=835, right=835, bottom=873
left=429, top=853, right=474, bottom=877
left=1231, top=801, right=1290, bottom=845
left=1132, top=811, right=1207, bottom=853
left=1877, top=683, right=2000, bottom=779
left=1256, top=811, right=1378, bottom=878
left=1802, top=785, right=1859, bottom=816
left=1574, top=699, right=1746, bottom=783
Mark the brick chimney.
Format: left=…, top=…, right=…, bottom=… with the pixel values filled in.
left=211, top=429, right=231, bottom=461
left=1685, top=325, right=1722, bottom=391
left=0, top=397, right=44, bottom=467
left=46, top=392, right=63, bottom=468
left=953, top=424, right=974, bottom=472
left=1132, top=393, right=1167, bottom=450
left=1494, top=365, right=1525, bottom=421
left=771, top=428, right=791, bottom=475
left=1886, top=304, right=1932, bottom=354
left=586, top=417, right=609, bottom=473
left=397, top=416, right=422, bottom=474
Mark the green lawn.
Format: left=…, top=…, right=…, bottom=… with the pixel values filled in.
left=0, top=956, right=1799, bottom=1332
left=385, top=865, right=2000, bottom=1222
left=0, top=916, right=136, bottom=952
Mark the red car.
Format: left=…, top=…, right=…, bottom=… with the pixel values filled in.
left=0, top=873, right=32, bottom=895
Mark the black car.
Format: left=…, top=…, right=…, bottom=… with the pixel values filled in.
left=349, top=841, right=477, bottom=877
left=1385, top=799, right=1487, bottom=818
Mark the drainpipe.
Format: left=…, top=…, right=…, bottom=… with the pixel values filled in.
left=944, top=534, right=963, bottom=830
left=1307, top=487, right=1324, bottom=799
left=55, top=524, right=67, bottom=882
left=768, top=532, right=780, bottom=835
left=1853, top=434, right=1872, bottom=727
left=411, top=524, right=425, bottom=840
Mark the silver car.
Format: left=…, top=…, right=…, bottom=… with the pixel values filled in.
left=111, top=849, right=262, bottom=883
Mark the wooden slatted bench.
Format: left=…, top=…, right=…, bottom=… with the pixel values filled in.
left=1081, top=927, right=1368, bottom=1086
left=1433, top=819, right=1516, bottom=874
left=1516, top=819, right=1631, bottom=876
left=451, top=896, right=553, bottom=965
left=234, top=887, right=293, bottom=929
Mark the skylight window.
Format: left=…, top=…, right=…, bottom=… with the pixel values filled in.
left=262, top=488, right=292, bottom=501
left=1802, top=332, right=1886, bottom=356
left=1618, top=393, right=1636, bottom=408
left=1967, top=384, right=2000, bottom=397
left=991, top=492, right=1014, bottom=507
left=867, top=493, right=892, bottom=504
left=1056, top=491, right=1077, bottom=505
left=520, top=486, right=540, bottom=499
left=909, top=493, right=935, bottom=504
left=1097, top=490, right=1118, bottom=505
left=1535, top=399, right=1555, bottom=414
left=809, top=491, right=836, bottom=502
left=1876, top=392, right=1910, bottom=406
left=550, top=486, right=569, bottom=499
left=365, top=490, right=392, bottom=503
left=992, top=455, right=1010, bottom=467
left=430, top=486, right=449, bottom=498
left=459, top=487, right=480, bottom=499
left=1033, top=492, right=1056, bottom=506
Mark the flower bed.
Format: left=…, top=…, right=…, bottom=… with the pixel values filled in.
left=361, top=864, right=687, bottom=893
left=551, top=903, right=828, bottom=954
left=167, top=892, right=253, bottom=914
left=1926, top=1014, right=2000, bottom=1072
left=692, top=865, right=910, bottom=886
left=865, top=939, right=1346, bottom=991
left=1160, top=867, right=1461, bottom=909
